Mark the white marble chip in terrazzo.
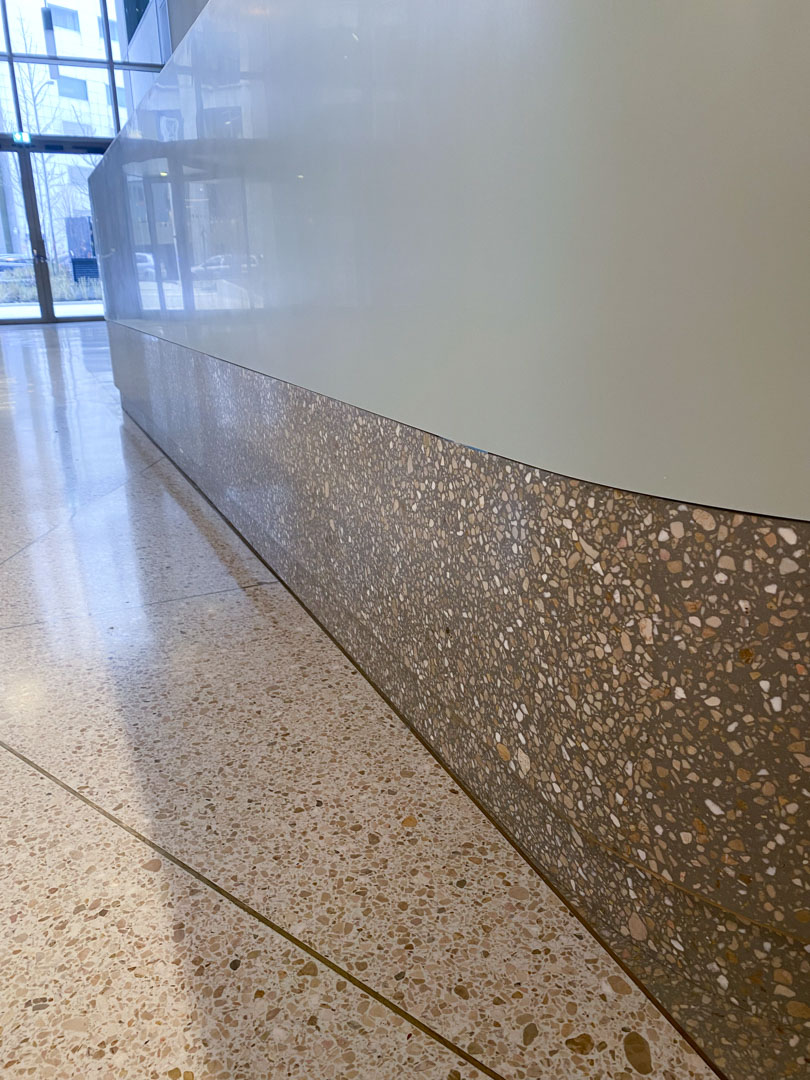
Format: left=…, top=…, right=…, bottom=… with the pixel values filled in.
left=0, top=586, right=715, bottom=1080
left=0, top=750, right=483, bottom=1080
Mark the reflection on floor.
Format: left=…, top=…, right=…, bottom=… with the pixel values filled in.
left=0, top=323, right=718, bottom=1080
left=0, top=300, right=104, bottom=320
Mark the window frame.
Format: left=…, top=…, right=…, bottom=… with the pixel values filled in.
left=0, top=0, right=163, bottom=137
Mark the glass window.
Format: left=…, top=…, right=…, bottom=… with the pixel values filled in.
left=115, top=65, right=157, bottom=126
left=105, top=78, right=123, bottom=110
left=104, top=1, right=121, bottom=61
left=0, top=151, right=39, bottom=319
left=0, top=63, right=18, bottom=134
left=98, top=15, right=118, bottom=42
left=31, top=149, right=105, bottom=317
left=15, top=61, right=115, bottom=137
left=6, top=0, right=107, bottom=61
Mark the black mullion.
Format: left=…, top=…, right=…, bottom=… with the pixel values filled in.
left=9, top=51, right=160, bottom=72
left=18, top=148, right=54, bottom=320
left=98, top=0, right=120, bottom=132
left=0, top=0, right=23, bottom=132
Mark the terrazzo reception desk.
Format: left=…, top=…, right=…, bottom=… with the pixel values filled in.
left=90, top=3, right=810, bottom=1078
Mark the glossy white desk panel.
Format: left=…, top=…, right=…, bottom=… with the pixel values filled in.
left=91, top=0, right=810, bottom=519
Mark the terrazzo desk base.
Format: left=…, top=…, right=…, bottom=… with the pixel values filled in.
left=108, top=320, right=810, bottom=1080
left=0, top=321, right=716, bottom=1080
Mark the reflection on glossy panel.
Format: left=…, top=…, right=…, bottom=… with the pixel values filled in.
left=91, top=0, right=810, bottom=519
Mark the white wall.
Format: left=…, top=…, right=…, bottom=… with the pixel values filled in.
left=90, top=0, right=810, bottom=520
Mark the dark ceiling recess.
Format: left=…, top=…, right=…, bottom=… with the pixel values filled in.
left=123, top=0, right=151, bottom=41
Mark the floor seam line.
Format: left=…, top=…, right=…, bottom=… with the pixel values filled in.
left=0, top=580, right=282, bottom=633
left=0, top=454, right=164, bottom=571
left=0, top=737, right=506, bottom=1080
left=0, top=520, right=63, bottom=570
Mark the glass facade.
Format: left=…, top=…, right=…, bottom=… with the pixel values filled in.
left=0, top=0, right=165, bottom=319
left=0, top=150, right=38, bottom=317
left=31, top=149, right=104, bottom=316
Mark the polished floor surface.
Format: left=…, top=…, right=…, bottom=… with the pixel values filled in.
left=0, top=324, right=718, bottom=1079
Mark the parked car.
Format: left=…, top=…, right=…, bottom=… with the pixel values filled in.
left=190, top=253, right=259, bottom=280
left=135, top=251, right=156, bottom=280
left=0, top=253, right=32, bottom=272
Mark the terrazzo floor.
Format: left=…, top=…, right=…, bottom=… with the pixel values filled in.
left=0, top=323, right=719, bottom=1079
